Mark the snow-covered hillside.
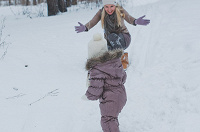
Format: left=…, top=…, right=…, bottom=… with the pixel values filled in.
left=0, top=0, right=200, bottom=131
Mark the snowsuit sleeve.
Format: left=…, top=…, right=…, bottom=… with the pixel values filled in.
left=85, top=9, right=102, bottom=31
left=85, top=68, right=104, bottom=100
left=122, top=8, right=136, bottom=25
left=122, top=70, right=127, bottom=84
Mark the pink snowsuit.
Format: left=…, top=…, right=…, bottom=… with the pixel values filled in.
left=85, top=49, right=127, bottom=132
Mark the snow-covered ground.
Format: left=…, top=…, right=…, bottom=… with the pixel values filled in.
left=0, top=0, right=200, bottom=131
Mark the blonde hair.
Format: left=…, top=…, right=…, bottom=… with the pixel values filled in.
left=101, top=5, right=125, bottom=29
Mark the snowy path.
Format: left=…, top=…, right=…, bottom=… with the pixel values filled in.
left=1, top=0, right=200, bottom=131
left=124, top=0, right=200, bottom=131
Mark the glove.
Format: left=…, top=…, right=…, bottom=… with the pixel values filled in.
left=75, top=22, right=86, bottom=33
left=81, top=95, right=89, bottom=101
left=135, top=15, right=150, bottom=26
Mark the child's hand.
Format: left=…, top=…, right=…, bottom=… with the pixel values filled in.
left=81, top=95, right=89, bottom=101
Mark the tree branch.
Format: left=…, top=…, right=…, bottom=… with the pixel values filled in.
left=29, top=89, right=59, bottom=106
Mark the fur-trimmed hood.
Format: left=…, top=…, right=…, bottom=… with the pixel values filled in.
left=86, top=49, right=123, bottom=71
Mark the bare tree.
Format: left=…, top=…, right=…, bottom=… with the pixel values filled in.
left=66, top=0, right=71, bottom=7
left=26, top=0, right=30, bottom=6
left=33, top=0, right=37, bottom=5
left=38, top=0, right=43, bottom=4
left=71, top=0, right=77, bottom=5
left=0, top=18, right=10, bottom=60
left=38, top=0, right=41, bottom=4
left=58, top=0, right=67, bottom=12
left=9, top=0, right=11, bottom=5
left=21, top=0, right=26, bottom=5
left=47, top=0, right=59, bottom=16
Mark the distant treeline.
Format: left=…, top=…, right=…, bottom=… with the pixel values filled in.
left=0, top=0, right=102, bottom=6
left=46, top=0, right=102, bottom=16
left=0, top=0, right=107, bottom=17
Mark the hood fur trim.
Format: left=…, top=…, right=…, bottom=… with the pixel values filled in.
left=86, top=49, right=123, bottom=70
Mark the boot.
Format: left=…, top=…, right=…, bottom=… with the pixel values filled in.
left=121, top=52, right=129, bottom=70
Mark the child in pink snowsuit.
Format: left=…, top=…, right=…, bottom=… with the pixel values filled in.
left=82, top=33, right=127, bottom=132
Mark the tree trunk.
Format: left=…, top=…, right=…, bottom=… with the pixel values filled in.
left=66, top=0, right=71, bottom=7
left=33, top=0, right=37, bottom=5
left=9, top=0, right=11, bottom=5
left=26, top=0, right=29, bottom=6
left=47, top=0, right=59, bottom=16
left=21, top=0, right=26, bottom=5
left=38, top=0, right=41, bottom=4
left=71, top=0, right=77, bottom=5
left=58, top=0, right=67, bottom=12
left=38, top=0, right=44, bottom=4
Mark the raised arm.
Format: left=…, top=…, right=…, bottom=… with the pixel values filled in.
left=122, top=8, right=136, bottom=25
left=85, top=9, right=102, bottom=31
left=122, top=8, right=150, bottom=26
left=75, top=9, right=102, bottom=33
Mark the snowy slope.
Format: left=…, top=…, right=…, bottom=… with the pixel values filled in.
left=0, top=0, right=200, bottom=131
